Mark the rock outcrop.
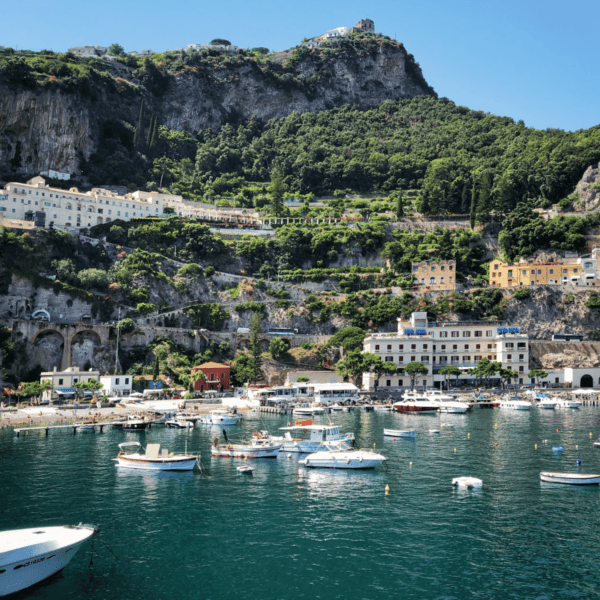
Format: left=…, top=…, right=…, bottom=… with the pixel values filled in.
left=0, top=40, right=435, bottom=177
left=574, top=161, right=600, bottom=211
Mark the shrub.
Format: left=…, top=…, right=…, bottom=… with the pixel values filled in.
left=204, top=266, right=215, bottom=277
left=512, top=288, right=531, bottom=301
left=177, top=263, right=203, bottom=279
left=585, top=293, right=600, bottom=309
left=137, top=302, right=157, bottom=315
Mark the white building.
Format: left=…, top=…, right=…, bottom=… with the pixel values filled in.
left=40, top=170, right=70, bottom=181
left=362, top=312, right=530, bottom=390
left=40, top=366, right=100, bottom=401
left=0, top=176, right=168, bottom=230
left=100, top=375, right=133, bottom=397
left=67, top=46, right=108, bottom=58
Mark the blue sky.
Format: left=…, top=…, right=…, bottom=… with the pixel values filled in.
left=5, top=0, right=599, bottom=131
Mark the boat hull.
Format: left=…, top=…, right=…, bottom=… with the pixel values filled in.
left=302, top=455, right=386, bottom=469
left=540, top=472, right=600, bottom=485
left=438, top=403, right=469, bottom=414
left=383, top=429, right=416, bottom=438
left=0, top=526, right=96, bottom=597
left=211, top=445, right=280, bottom=459
left=116, top=455, right=198, bottom=471
left=393, top=405, right=437, bottom=414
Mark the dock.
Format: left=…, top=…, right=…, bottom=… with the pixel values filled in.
left=14, top=422, right=120, bottom=437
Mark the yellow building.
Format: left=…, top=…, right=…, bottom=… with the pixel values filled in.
left=412, top=260, right=457, bottom=291
left=490, top=253, right=600, bottom=288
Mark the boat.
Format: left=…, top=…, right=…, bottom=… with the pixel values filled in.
left=292, top=405, right=326, bottom=416
left=211, top=431, right=281, bottom=459
left=236, top=465, right=254, bottom=474
left=0, top=524, right=98, bottom=597
left=498, top=398, right=532, bottom=410
left=555, top=397, right=581, bottom=409
left=198, top=409, right=241, bottom=425
left=537, top=395, right=558, bottom=409
left=540, top=472, right=600, bottom=485
left=299, top=440, right=387, bottom=470
left=330, top=404, right=344, bottom=411
left=114, top=442, right=199, bottom=471
left=425, top=390, right=469, bottom=413
left=74, top=422, right=97, bottom=431
left=392, top=391, right=439, bottom=414
left=165, top=416, right=194, bottom=429
left=383, top=428, right=417, bottom=438
left=111, top=415, right=150, bottom=431
left=373, top=405, right=392, bottom=412
left=274, top=422, right=355, bottom=453
left=452, top=476, right=483, bottom=489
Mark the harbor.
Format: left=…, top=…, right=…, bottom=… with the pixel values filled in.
left=2, top=403, right=600, bottom=599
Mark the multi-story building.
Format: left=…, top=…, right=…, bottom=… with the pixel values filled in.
left=411, top=260, right=457, bottom=291
left=490, top=249, right=600, bottom=287
left=40, top=169, right=70, bottom=181
left=40, top=366, right=100, bottom=401
left=191, top=362, right=231, bottom=393
left=362, top=312, right=529, bottom=390
left=0, top=176, right=167, bottom=230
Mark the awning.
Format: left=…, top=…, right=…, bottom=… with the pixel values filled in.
left=571, top=276, right=580, bottom=280
left=586, top=274, right=595, bottom=278
left=55, top=388, right=75, bottom=394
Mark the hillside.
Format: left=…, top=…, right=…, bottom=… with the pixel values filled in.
left=0, top=34, right=433, bottom=180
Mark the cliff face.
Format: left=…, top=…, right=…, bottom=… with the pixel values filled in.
left=0, top=41, right=435, bottom=177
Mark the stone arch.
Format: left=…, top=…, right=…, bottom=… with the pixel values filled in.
left=70, top=330, right=103, bottom=369
left=236, top=338, right=250, bottom=350
left=580, top=374, right=594, bottom=388
left=31, top=329, right=65, bottom=371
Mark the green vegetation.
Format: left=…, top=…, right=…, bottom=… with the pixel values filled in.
left=404, top=361, right=429, bottom=389
left=585, top=292, right=600, bottom=309
left=512, top=288, right=532, bottom=301
left=335, top=351, right=396, bottom=386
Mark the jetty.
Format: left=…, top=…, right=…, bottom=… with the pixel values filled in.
left=14, top=421, right=120, bottom=437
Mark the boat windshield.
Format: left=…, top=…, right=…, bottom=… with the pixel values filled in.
left=323, top=440, right=353, bottom=452
left=118, top=442, right=141, bottom=454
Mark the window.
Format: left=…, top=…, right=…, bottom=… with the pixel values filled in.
left=125, top=378, right=129, bottom=384
left=519, top=366, right=524, bottom=373
left=398, top=356, right=403, bottom=362
left=487, top=344, right=493, bottom=350
left=474, top=355, right=482, bottom=362
left=563, top=269, right=568, bottom=274
left=494, top=264, right=499, bottom=270
left=522, top=270, right=526, bottom=276
left=411, top=356, right=416, bottom=362
left=58, top=378, right=63, bottom=385
left=115, top=378, right=120, bottom=385
left=386, top=380, right=391, bottom=387
left=464, top=355, right=471, bottom=362
left=519, top=354, right=524, bottom=360
left=476, top=344, right=481, bottom=350
left=423, top=344, right=427, bottom=350
left=439, top=332, right=447, bottom=338
left=449, top=277, right=453, bottom=283
left=550, top=269, right=554, bottom=274
left=507, top=354, right=512, bottom=360
left=451, top=356, right=459, bottom=363
left=421, top=356, right=429, bottom=363
left=475, top=331, right=482, bottom=337
left=387, top=344, right=392, bottom=351
left=430, top=277, right=435, bottom=284
left=375, top=345, right=380, bottom=350
left=530, top=270, right=535, bottom=275
left=574, top=268, right=578, bottom=274
left=464, top=344, right=469, bottom=350
left=431, top=266, right=435, bottom=272
left=486, top=331, right=493, bottom=337
left=385, top=356, right=393, bottom=362
left=452, top=344, right=458, bottom=351
left=449, top=265, right=453, bottom=271
left=398, top=344, right=403, bottom=350
left=508, top=270, right=513, bottom=277
left=440, top=345, right=446, bottom=351
left=585, top=263, right=593, bottom=269
left=463, top=331, right=471, bottom=338
left=537, top=269, right=542, bottom=274
left=451, top=331, right=459, bottom=338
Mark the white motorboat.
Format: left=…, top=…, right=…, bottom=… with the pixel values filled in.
left=111, top=415, right=150, bottom=431
left=199, top=409, right=241, bottom=425
left=274, top=422, right=355, bottom=453
left=330, top=404, right=344, bottom=411
left=538, top=397, right=558, bottom=409
left=540, top=472, right=600, bottom=485
left=211, top=433, right=281, bottom=459
left=383, top=428, right=417, bottom=438
left=0, top=524, right=98, bottom=597
left=165, top=417, right=194, bottom=429
left=292, top=405, right=326, bottom=416
left=392, top=391, right=439, bottom=414
left=425, top=390, right=470, bottom=413
left=299, top=440, right=387, bottom=470
left=555, top=397, right=581, bottom=409
left=499, top=399, right=532, bottom=410
left=115, top=442, right=199, bottom=471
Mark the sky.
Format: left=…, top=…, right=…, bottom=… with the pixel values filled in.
left=3, top=0, right=600, bottom=132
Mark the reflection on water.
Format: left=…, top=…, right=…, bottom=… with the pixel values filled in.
left=2, top=407, right=600, bottom=599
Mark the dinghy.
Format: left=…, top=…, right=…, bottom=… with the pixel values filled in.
left=383, top=428, right=416, bottom=438
left=540, top=472, right=600, bottom=485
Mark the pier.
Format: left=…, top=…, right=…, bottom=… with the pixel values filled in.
left=14, top=421, right=118, bottom=437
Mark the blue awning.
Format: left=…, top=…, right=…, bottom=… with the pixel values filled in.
left=55, top=388, right=75, bottom=394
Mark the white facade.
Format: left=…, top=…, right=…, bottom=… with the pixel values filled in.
left=67, top=46, right=108, bottom=58
left=563, top=368, right=600, bottom=389
left=0, top=177, right=167, bottom=230
left=99, top=375, right=133, bottom=397
left=40, top=366, right=100, bottom=401
left=40, top=170, right=70, bottom=181
left=362, top=312, right=530, bottom=390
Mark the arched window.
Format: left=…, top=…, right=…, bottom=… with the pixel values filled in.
left=97, top=216, right=103, bottom=224
left=430, top=277, right=435, bottom=284
left=66, top=204, right=72, bottom=210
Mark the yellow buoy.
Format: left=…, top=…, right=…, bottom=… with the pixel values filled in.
left=373, top=443, right=377, bottom=449
left=576, top=445, right=579, bottom=450
left=385, top=484, right=390, bottom=495
left=535, top=444, right=538, bottom=449
left=494, top=423, right=498, bottom=429
left=409, top=461, right=413, bottom=467
left=454, top=448, right=457, bottom=453
left=590, top=432, right=594, bottom=438
left=467, top=432, right=471, bottom=439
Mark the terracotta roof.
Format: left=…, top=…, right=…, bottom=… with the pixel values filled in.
left=193, top=362, right=229, bottom=369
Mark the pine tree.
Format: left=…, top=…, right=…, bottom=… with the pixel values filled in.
left=146, top=115, right=154, bottom=149
left=268, top=166, right=286, bottom=216
left=152, top=355, right=159, bottom=382
left=133, top=101, right=144, bottom=147
left=249, top=312, right=263, bottom=383
left=461, top=182, right=470, bottom=214
left=477, top=170, right=493, bottom=224
left=150, top=117, right=159, bottom=149
left=396, top=194, right=404, bottom=219
left=470, top=181, right=477, bottom=229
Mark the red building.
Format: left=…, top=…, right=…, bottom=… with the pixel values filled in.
left=191, top=362, right=231, bottom=392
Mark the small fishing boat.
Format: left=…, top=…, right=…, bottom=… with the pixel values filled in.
left=540, top=472, right=600, bottom=485
left=115, top=442, right=199, bottom=471
left=74, top=422, right=96, bottom=431
left=452, top=476, right=483, bottom=489
left=383, top=428, right=417, bottom=438
left=211, top=431, right=281, bottom=459
left=292, top=405, right=326, bottom=416
left=236, top=465, right=254, bottom=475
left=199, top=409, right=241, bottom=425
left=165, top=417, right=194, bottom=429
left=0, top=524, right=98, bottom=597
left=299, top=440, right=386, bottom=470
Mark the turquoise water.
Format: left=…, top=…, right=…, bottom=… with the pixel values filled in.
left=2, top=407, right=600, bottom=600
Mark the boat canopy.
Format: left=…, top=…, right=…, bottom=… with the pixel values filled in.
left=118, top=442, right=142, bottom=452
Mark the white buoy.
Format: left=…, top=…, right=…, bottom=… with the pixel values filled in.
left=452, top=477, right=483, bottom=490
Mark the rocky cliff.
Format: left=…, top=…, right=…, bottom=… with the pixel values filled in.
left=573, top=161, right=600, bottom=211
left=0, top=39, right=435, bottom=178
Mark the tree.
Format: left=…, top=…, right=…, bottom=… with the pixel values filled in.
left=439, top=365, right=461, bottom=390
left=404, top=361, right=429, bottom=390
left=18, top=381, right=53, bottom=404
left=251, top=47, right=269, bottom=55
left=269, top=166, right=286, bottom=216
left=335, top=351, right=395, bottom=387
left=230, top=352, right=256, bottom=386
left=528, top=369, right=548, bottom=387
left=500, top=368, right=518, bottom=389
left=297, top=376, right=310, bottom=383
left=269, top=337, right=289, bottom=360
left=249, top=312, right=263, bottom=383
left=473, top=358, right=501, bottom=387
left=190, top=369, right=206, bottom=392
left=210, top=39, right=231, bottom=46
left=327, top=327, right=366, bottom=353
left=73, top=379, right=103, bottom=398
left=152, top=355, right=160, bottom=382
left=108, top=43, right=125, bottom=56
